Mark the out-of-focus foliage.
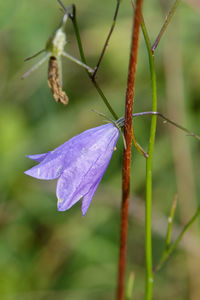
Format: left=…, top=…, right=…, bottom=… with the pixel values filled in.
left=0, top=0, right=200, bottom=299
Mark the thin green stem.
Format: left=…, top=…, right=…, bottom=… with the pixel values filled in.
left=141, top=18, right=157, bottom=300
left=151, top=0, right=181, bottom=53
left=92, top=0, right=121, bottom=79
left=69, top=4, right=118, bottom=120
left=116, top=111, right=200, bottom=142
left=69, top=5, right=86, bottom=64
left=24, top=49, right=45, bottom=61
left=164, top=194, right=178, bottom=251
left=126, top=272, right=135, bottom=300
left=154, top=207, right=200, bottom=273
left=158, top=114, right=200, bottom=141
left=92, top=80, right=118, bottom=119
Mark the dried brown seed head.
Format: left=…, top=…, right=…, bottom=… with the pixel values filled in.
left=48, top=56, right=69, bottom=105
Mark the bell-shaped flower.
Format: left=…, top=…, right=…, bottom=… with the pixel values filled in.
left=25, top=123, right=120, bottom=216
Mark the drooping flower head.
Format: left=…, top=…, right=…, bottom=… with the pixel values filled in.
left=25, top=111, right=200, bottom=215
left=25, top=123, right=120, bottom=216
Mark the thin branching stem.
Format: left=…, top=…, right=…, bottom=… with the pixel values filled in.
left=69, top=2, right=150, bottom=157
left=92, top=0, right=121, bottom=80
left=116, top=112, right=200, bottom=141
left=151, top=0, right=181, bottom=53
left=164, top=194, right=178, bottom=251
left=153, top=207, right=200, bottom=273
left=24, top=49, right=45, bottom=61
left=118, top=1, right=143, bottom=299
left=69, top=4, right=119, bottom=120
left=132, top=112, right=200, bottom=142
left=140, top=17, right=157, bottom=300
left=92, top=80, right=119, bottom=119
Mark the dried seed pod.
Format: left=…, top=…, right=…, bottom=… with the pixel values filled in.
left=48, top=56, right=69, bottom=105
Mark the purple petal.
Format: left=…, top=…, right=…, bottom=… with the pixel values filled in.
left=56, top=125, right=120, bottom=214
left=24, top=155, right=64, bottom=180
left=25, top=124, right=117, bottom=181
left=56, top=173, right=83, bottom=211
left=25, top=122, right=120, bottom=214
left=26, top=153, right=48, bottom=162
left=81, top=177, right=102, bottom=216
left=52, top=123, right=118, bottom=164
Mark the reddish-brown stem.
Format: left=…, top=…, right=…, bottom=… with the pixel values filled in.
left=117, top=1, right=143, bottom=300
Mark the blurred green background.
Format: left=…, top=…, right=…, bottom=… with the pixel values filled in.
left=0, top=0, right=200, bottom=299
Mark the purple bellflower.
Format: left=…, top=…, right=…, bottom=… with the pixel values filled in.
left=25, top=123, right=120, bottom=216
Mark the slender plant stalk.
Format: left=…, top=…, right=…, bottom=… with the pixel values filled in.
left=140, top=18, right=157, bottom=300
left=164, top=193, right=178, bottom=251
left=92, top=0, right=121, bottom=79
left=117, top=1, right=143, bottom=299
left=154, top=207, right=200, bottom=272
left=116, top=111, right=200, bottom=142
left=126, top=271, right=135, bottom=300
left=92, top=80, right=119, bottom=119
left=139, top=0, right=196, bottom=297
left=24, top=49, right=45, bottom=61
left=151, top=0, right=181, bottom=53
left=69, top=4, right=119, bottom=120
